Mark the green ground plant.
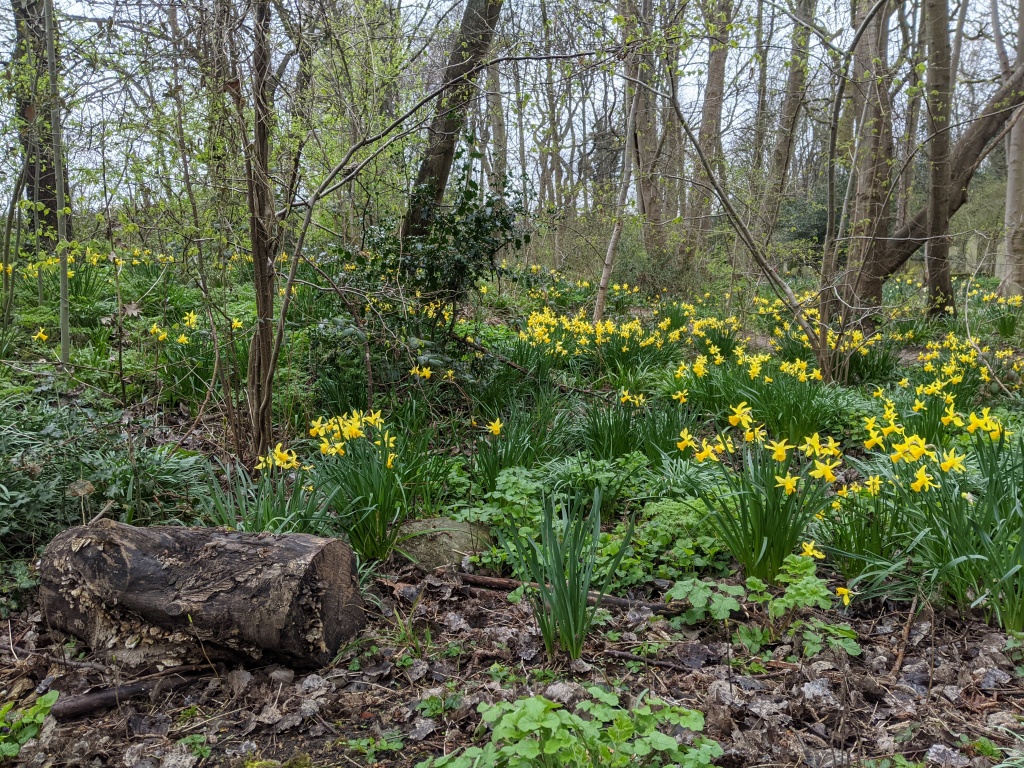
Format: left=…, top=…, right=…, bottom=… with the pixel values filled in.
left=415, top=688, right=722, bottom=768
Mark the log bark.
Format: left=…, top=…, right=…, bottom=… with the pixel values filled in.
left=39, top=520, right=365, bottom=670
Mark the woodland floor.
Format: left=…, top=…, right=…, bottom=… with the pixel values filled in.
left=3, top=565, right=1024, bottom=768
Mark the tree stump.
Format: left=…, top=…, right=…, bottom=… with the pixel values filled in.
left=39, top=520, right=365, bottom=669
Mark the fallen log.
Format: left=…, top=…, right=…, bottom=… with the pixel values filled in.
left=39, top=520, right=365, bottom=669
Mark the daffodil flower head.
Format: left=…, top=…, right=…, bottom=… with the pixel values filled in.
left=800, top=541, right=826, bottom=559
left=775, top=473, right=798, bottom=495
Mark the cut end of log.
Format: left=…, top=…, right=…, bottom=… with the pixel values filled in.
left=39, top=521, right=366, bottom=670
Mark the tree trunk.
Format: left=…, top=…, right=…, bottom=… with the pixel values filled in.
left=925, top=0, right=953, bottom=314
left=39, top=520, right=365, bottom=670
left=245, top=0, right=279, bottom=459
left=853, top=60, right=1024, bottom=303
left=688, top=0, right=732, bottom=251
left=840, top=0, right=894, bottom=317
left=41, top=0, right=68, bottom=363
left=764, top=0, right=814, bottom=237
left=998, top=0, right=1024, bottom=295
left=12, top=0, right=56, bottom=254
left=401, top=0, right=504, bottom=241
left=485, top=61, right=507, bottom=191
left=632, top=0, right=668, bottom=265
left=594, top=91, right=639, bottom=323
left=897, top=1, right=924, bottom=229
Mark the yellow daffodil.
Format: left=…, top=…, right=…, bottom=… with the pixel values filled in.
left=671, top=390, right=688, bottom=404
left=766, top=439, right=794, bottom=462
left=939, top=449, right=966, bottom=473
left=941, top=403, right=963, bottom=427
left=487, top=418, right=503, bottom=436
left=231, top=318, right=243, bottom=330
left=728, top=401, right=753, bottom=429
left=694, top=439, right=719, bottom=462
left=775, top=473, right=798, bottom=495
left=32, top=327, right=48, bottom=342
left=801, top=433, right=824, bottom=457
left=910, top=464, right=938, bottom=492
left=836, top=587, right=853, bottom=606
left=864, top=475, right=882, bottom=495
left=676, top=429, right=697, bottom=452
left=864, top=430, right=884, bottom=450
left=272, top=443, right=299, bottom=469
left=800, top=541, right=825, bottom=559
left=176, top=334, right=189, bottom=344
left=809, top=458, right=840, bottom=483
left=183, top=310, right=199, bottom=328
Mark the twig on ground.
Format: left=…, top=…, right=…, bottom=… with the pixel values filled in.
left=455, top=572, right=686, bottom=616
left=890, top=595, right=920, bottom=678
left=50, top=672, right=204, bottom=721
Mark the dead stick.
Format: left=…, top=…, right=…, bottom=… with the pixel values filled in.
left=51, top=673, right=203, bottom=721
left=890, top=595, right=919, bottom=678
left=602, top=649, right=694, bottom=672
left=458, top=573, right=686, bottom=616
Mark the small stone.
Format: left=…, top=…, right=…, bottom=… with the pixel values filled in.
left=543, top=681, right=586, bottom=705
left=298, top=698, right=321, bottom=718
left=273, top=713, right=302, bottom=733
left=227, top=669, right=253, bottom=697
left=986, top=710, right=1021, bottom=729
left=128, top=713, right=170, bottom=737
left=707, top=679, right=736, bottom=706
left=570, top=659, right=593, bottom=674
left=299, top=673, right=329, bottom=694
left=408, top=717, right=437, bottom=741
left=941, top=685, right=962, bottom=703
left=801, top=678, right=838, bottom=707
left=268, top=667, right=295, bottom=685
left=979, top=668, right=1011, bottom=690
left=405, top=659, right=429, bottom=682
left=925, top=744, right=969, bottom=767
left=399, top=519, right=492, bottom=570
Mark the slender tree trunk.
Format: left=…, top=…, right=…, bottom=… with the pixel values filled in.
left=485, top=62, right=507, bottom=191
left=594, top=92, right=639, bottom=323
left=41, top=0, right=68, bottom=363
left=897, top=2, right=924, bottom=229
left=925, top=0, right=953, bottom=314
left=763, top=0, right=814, bottom=238
left=11, top=0, right=66, bottom=257
left=246, top=0, right=279, bottom=458
left=632, top=0, right=668, bottom=266
left=998, top=0, right=1024, bottom=295
left=687, top=0, right=732, bottom=255
left=867, top=61, right=1024, bottom=291
left=401, top=0, right=504, bottom=241
left=841, top=0, right=894, bottom=316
